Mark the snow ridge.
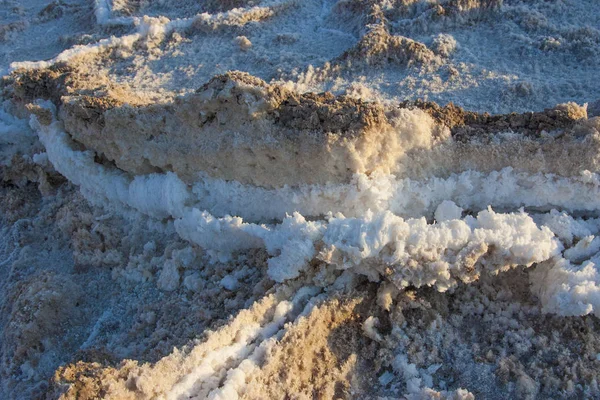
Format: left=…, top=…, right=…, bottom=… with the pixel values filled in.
left=31, top=112, right=600, bottom=319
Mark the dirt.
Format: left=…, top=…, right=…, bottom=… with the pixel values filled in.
left=400, top=99, right=591, bottom=139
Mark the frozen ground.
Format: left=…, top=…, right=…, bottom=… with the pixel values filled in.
left=1, top=0, right=600, bottom=399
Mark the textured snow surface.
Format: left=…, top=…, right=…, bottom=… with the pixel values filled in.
left=2, top=0, right=600, bottom=399
left=26, top=103, right=600, bottom=397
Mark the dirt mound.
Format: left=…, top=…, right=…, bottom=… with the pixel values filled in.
left=241, top=293, right=381, bottom=399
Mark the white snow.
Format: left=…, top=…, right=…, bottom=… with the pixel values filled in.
left=28, top=108, right=600, bottom=325
left=320, top=208, right=561, bottom=291
left=163, top=288, right=315, bottom=400
left=93, top=0, right=113, bottom=26
left=435, top=200, right=463, bottom=222
left=32, top=118, right=565, bottom=294
left=31, top=113, right=600, bottom=225
left=0, top=104, right=35, bottom=165
left=531, top=253, right=600, bottom=318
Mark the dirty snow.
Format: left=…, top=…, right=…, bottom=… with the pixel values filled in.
left=2, top=0, right=600, bottom=399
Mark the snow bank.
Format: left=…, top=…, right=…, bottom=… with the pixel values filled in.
left=188, top=166, right=600, bottom=222
left=95, top=284, right=323, bottom=400
left=166, top=299, right=292, bottom=400
left=6, top=0, right=600, bottom=398
left=31, top=109, right=600, bottom=316
left=97, top=289, right=291, bottom=399
left=9, top=33, right=142, bottom=72
left=32, top=114, right=189, bottom=219
left=32, top=114, right=589, bottom=291
left=176, top=206, right=562, bottom=289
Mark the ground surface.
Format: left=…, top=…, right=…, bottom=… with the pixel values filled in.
left=1, top=0, right=600, bottom=399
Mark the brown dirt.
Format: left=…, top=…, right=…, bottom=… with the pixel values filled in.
left=9, top=64, right=73, bottom=105
left=242, top=292, right=382, bottom=400
left=399, top=99, right=590, bottom=139
left=50, top=360, right=139, bottom=400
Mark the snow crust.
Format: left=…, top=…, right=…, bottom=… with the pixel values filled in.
left=0, top=105, right=35, bottom=166
left=529, top=212, right=600, bottom=318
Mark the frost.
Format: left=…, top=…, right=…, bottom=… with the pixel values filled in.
left=393, top=353, right=475, bottom=399
left=93, top=0, right=113, bottom=25
left=529, top=213, right=600, bottom=318
left=362, top=316, right=382, bottom=341
left=220, top=275, right=239, bottom=291
left=157, top=260, right=181, bottom=291
left=235, top=36, right=252, bottom=51
left=431, top=33, right=458, bottom=57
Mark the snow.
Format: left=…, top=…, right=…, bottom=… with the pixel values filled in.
left=321, top=208, right=561, bottom=291
left=163, top=291, right=307, bottom=400
left=31, top=112, right=600, bottom=224
left=362, top=316, right=382, bottom=342
left=157, top=259, right=181, bottom=291
left=4, top=0, right=600, bottom=398
left=93, top=0, right=113, bottom=25
left=435, top=200, right=463, bottom=222
left=532, top=254, right=600, bottom=318
left=220, top=275, right=240, bottom=291
left=28, top=115, right=576, bottom=306
left=30, top=111, right=600, bottom=301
